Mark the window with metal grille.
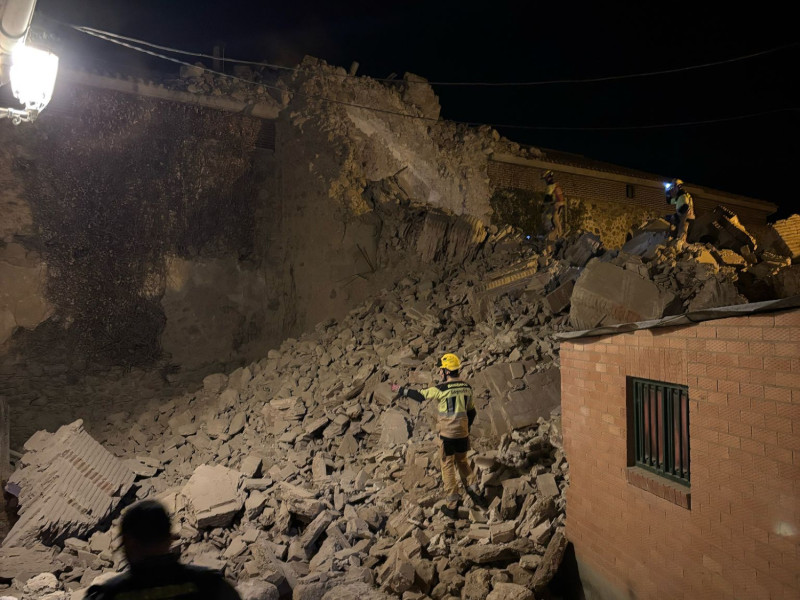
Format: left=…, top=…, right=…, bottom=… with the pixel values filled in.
left=628, top=377, right=690, bottom=486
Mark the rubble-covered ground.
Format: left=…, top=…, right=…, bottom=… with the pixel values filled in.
left=3, top=204, right=799, bottom=600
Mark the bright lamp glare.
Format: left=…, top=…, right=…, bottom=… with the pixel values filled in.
left=10, top=44, right=59, bottom=112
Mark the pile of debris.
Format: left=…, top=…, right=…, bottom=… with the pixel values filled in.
left=1, top=229, right=571, bottom=599
left=3, top=208, right=797, bottom=599
left=562, top=210, right=800, bottom=330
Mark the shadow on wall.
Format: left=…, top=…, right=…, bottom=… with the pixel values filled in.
left=549, top=543, right=588, bottom=600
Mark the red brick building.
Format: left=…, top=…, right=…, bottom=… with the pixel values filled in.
left=559, top=298, right=800, bottom=599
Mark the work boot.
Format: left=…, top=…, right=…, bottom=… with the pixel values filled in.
left=440, top=493, right=460, bottom=519
left=440, top=504, right=459, bottom=520
left=466, top=485, right=488, bottom=508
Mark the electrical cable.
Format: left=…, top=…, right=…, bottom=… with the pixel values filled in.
left=64, top=22, right=799, bottom=87
left=70, top=25, right=800, bottom=132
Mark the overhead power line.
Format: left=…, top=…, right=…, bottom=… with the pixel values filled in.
left=65, top=23, right=799, bottom=87
left=67, top=24, right=800, bottom=132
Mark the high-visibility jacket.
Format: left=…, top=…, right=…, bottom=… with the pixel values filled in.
left=399, top=380, right=476, bottom=439
left=545, top=182, right=566, bottom=208
left=670, top=191, right=695, bottom=220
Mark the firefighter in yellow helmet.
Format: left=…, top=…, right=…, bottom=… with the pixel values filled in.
left=542, top=170, right=566, bottom=239
left=665, top=178, right=695, bottom=248
left=392, top=353, right=486, bottom=516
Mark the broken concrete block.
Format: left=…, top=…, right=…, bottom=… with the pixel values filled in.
left=563, top=232, right=602, bottom=267
left=545, top=279, right=574, bottom=314
left=321, top=582, right=392, bottom=600
left=688, top=278, right=748, bottom=312
left=240, top=455, right=263, bottom=478
left=244, top=491, right=267, bottom=521
left=337, top=434, right=359, bottom=457
left=181, top=465, right=244, bottom=528
left=379, top=552, right=417, bottom=594
left=462, top=568, right=492, bottom=600
left=24, top=573, right=59, bottom=597
left=528, top=520, right=552, bottom=545
left=304, top=416, right=330, bottom=437
left=311, top=455, right=328, bottom=481
left=224, top=536, right=248, bottom=560
left=460, top=544, right=518, bottom=565
left=713, top=249, right=747, bottom=267
left=229, top=413, right=246, bottom=436
left=379, top=410, right=409, bottom=447
left=236, top=580, right=279, bottom=600
left=299, top=511, right=333, bottom=550
left=570, top=261, right=678, bottom=330
left=489, top=521, right=516, bottom=544
left=622, top=230, right=669, bottom=257
left=3, top=420, right=135, bottom=547
left=536, top=473, right=559, bottom=499
left=372, top=383, right=395, bottom=406
left=507, top=564, right=538, bottom=590
left=530, top=529, right=567, bottom=592
left=486, top=582, right=535, bottom=600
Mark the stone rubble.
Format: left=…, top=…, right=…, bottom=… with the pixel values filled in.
left=4, top=202, right=799, bottom=598
left=1, top=229, right=577, bottom=600
left=2, top=128, right=797, bottom=600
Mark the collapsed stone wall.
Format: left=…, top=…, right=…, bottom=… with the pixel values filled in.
left=571, top=198, right=657, bottom=248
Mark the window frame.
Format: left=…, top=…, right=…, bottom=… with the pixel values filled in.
left=627, top=377, right=690, bottom=487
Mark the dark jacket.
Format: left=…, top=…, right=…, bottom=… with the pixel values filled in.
left=85, top=555, right=240, bottom=600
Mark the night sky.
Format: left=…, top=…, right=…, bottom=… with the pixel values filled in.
left=35, top=1, right=799, bottom=219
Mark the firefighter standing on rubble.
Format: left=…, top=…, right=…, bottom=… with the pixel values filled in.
left=392, top=353, right=486, bottom=517
left=542, top=170, right=566, bottom=239
left=666, top=178, right=695, bottom=248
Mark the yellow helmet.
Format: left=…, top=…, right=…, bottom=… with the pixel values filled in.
left=438, top=353, right=461, bottom=371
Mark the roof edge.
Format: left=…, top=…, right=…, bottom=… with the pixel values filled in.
left=556, top=295, right=800, bottom=341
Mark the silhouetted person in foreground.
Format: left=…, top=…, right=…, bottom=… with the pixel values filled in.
left=86, top=500, right=241, bottom=600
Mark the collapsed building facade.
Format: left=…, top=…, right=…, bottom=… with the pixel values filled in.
left=1, top=56, right=799, bottom=600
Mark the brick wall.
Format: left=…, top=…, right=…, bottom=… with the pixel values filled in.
left=561, top=308, right=800, bottom=599
left=488, top=160, right=666, bottom=212
left=487, top=160, right=772, bottom=226
left=770, top=215, right=800, bottom=259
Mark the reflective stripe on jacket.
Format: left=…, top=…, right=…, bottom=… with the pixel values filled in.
left=418, top=380, right=475, bottom=439
left=671, top=191, right=695, bottom=220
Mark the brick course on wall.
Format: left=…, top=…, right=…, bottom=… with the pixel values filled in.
left=561, top=308, right=800, bottom=600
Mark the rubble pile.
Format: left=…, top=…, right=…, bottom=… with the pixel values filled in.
left=3, top=205, right=798, bottom=599
left=1, top=230, right=574, bottom=600
left=280, top=57, right=540, bottom=220
left=566, top=215, right=800, bottom=329
left=177, top=62, right=286, bottom=110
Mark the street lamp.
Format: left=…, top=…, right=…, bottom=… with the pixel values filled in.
left=9, top=42, right=58, bottom=112
left=1, top=0, right=58, bottom=124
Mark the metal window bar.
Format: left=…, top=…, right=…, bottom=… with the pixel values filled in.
left=632, top=378, right=690, bottom=486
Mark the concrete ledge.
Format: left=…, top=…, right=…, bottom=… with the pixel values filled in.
left=60, top=68, right=281, bottom=119
left=626, top=466, right=691, bottom=509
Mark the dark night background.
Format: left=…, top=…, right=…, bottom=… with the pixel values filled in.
left=34, top=0, right=798, bottom=219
